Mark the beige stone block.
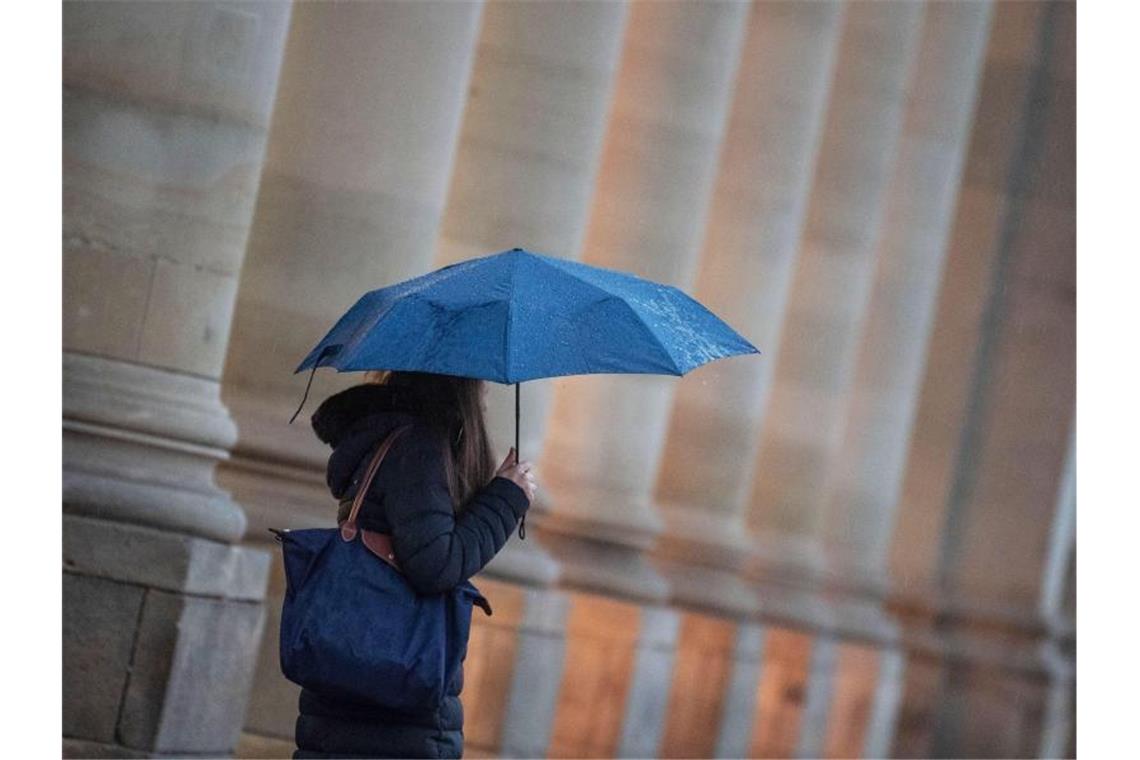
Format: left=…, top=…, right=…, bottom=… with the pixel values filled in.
left=118, top=589, right=266, bottom=754
left=63, top=88, right=269, bottom=277
left=63, top=574, right=147, bottom=743
left=137, top=258, right=239, bottom=378
left=64, top=515, right=270, bottom=602
left=63, top=1, right=292, bottom=128
left=63, top=246, right=153, bottom=361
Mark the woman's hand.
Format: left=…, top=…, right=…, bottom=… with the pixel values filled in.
left=495, top=447, right=537, bottom=503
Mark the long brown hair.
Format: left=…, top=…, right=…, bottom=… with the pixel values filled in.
left=366, top=370, right=496, bottom=512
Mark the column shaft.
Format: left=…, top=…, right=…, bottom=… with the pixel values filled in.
left=432, top=0, right=629, bottom=585
left=886, top=3, right=1075, bottom=756
left=219, top=0, right=484, bottom=536
left=745, top=1, right=925, bottom=594
left=820, top=0, right=993, bottom=592
left=652, top=0, right=845, bottom=618
left=538, top=0, right=750, bottom=604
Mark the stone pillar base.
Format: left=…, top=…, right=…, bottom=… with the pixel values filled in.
left=537, top=526, right=670, bottom=604
left=63, top=515, right=269, bottom=757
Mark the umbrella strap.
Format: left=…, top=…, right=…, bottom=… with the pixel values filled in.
left=340, top=425, right=412, bottom=542
left=289, top=345, right=335, bottom=424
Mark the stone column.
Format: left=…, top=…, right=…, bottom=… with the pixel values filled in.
left=428, top=4, right=629, bottom=756
left=885, top=2, right=1075, bottom=755
left=62, top=2, right=292, bottom=756
left=433, top=0, right=629, bottom=586
left=218, top=0, right=484, bottom=746
left=537, top=0, right=750, bottom=604
left=818, top=1, right=993, bottom=595
left=743, top=0, right=926, bottom=632
left=651, top=0, right=845, bottom=619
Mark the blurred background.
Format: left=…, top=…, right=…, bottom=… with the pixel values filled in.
left=62, top=0, right=1075, bottom=758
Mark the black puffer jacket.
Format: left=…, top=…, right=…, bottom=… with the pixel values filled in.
left=294, top=383, right=529, bottom=759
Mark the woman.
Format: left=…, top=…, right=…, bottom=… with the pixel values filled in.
left=294, top=370, right=536, bottom=759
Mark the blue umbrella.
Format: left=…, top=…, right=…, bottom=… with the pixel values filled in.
left=293, top=247, right=758, bottom=475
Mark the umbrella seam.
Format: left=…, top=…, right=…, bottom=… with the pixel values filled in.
left=504, top=253, right=518, bottom=383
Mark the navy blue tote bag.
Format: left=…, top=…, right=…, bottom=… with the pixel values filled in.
left=274, top=425, right=490, bottom=711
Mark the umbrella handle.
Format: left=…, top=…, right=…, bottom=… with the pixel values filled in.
left=515, top=382, right=526, bottom=540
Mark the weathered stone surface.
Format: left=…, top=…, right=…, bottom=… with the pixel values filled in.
left=62, top=573, right=146, bottom=743
left=64, top=514, right=270, bottom=601
left=120, top=589, right=266, bottom=754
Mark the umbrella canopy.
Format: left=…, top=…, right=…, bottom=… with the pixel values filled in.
left=297, top=248, right=758, bottom=381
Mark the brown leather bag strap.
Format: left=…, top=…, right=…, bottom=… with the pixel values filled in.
left=340, top=425, right=412, bottom=542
